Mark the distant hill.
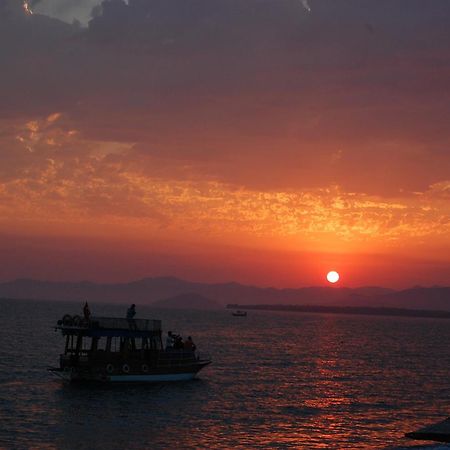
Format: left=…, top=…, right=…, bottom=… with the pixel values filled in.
left=367, top=287, right=450, bottom=310
left=152, top=293, right=220, bottom=310
left=0, top=277, right=449, bottom=311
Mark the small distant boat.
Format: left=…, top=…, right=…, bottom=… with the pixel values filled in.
left=232, top=310, right=247, bottom=317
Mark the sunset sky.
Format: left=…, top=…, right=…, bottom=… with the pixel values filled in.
left=0, top=0, right=449, bottom=288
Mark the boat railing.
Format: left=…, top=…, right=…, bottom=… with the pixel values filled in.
left=57, top=315, right=161, bottom=331
left=155, top=350, right=211, bottom=367
left=91, top=317, right=161, bottom=331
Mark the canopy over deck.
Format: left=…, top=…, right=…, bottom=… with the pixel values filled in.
left=57, top=315, right=162, bottom=337
left=91, top=317, right=161, bottom=331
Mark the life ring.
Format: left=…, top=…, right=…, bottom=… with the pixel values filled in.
left=122, top=364, right=130, bottom=374
left=141, top=364, right=149, bottom=373
left=106, top=364, right=114, bottom=374
left=62, top=314, right=73, bottom=326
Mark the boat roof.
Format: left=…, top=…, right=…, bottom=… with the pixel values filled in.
left=57, top=315, right=162, bottom=338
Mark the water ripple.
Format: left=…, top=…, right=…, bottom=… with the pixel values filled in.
left=1, top=299, right=450, bottom=449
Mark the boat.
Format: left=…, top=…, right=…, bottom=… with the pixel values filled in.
left=48, top=314, right=211, bottom=383
left=232, top=310, right=247, bottom=317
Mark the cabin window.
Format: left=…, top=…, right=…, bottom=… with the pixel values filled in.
left=150, top=335, right=161, bottom=350
left=82, top=337, right=91, bottom=352
left=111, top=337, right=120, bottom=353
left=69, top=335, right=75, bottom=352
left=95, top=337, right=107, bottom=352
left=120, top=338, right=134, bottom=352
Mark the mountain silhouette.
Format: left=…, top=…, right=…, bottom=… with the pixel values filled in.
left=0, top=277, right=449, bottom=311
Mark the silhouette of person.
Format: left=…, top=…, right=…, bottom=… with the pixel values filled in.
left=83, top=302, right=91, bottom=320
left=126, top=304, right=137, bottom=329
left=184, top=336, right=196, bottom=351
left=126, top=304, right=136, bottom=319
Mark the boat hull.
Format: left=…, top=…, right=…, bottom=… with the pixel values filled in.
left=49, top=360, right=211, bottom=383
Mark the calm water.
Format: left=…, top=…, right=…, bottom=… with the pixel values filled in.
left=1, top=299, right=450, bottom=449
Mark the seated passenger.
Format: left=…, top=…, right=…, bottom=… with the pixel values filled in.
left=183, top=336, right=196, bottom=351
left=173, top=334, right=183, bottom=350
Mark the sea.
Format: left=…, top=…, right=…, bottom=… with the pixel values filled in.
left=1, top=298, right=450, bottom=449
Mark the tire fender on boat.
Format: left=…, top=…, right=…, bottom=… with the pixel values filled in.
left=141, top=364, right=149, bottom=373
left=62, top=314, right=73, bottom=326
left=122, top=364, right=130, bottom=374
left=106, top=364, right=114, bottom=374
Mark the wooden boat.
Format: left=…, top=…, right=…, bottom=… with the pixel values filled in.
left=48, top=314, right=211, bottom=382
left=232, top=310, right=247, bottom=317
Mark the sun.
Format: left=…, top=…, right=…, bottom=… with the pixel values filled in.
left=326, top=271, right=340, bottom=284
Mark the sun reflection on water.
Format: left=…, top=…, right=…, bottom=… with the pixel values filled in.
left=1, top=302, right=450, bottom=448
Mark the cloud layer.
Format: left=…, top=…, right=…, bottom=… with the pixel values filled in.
left=1, top=115, right=448, bottom=249
left=0, top=0, right=449, bottom=285
left=1, top=0, right=449, bottom=193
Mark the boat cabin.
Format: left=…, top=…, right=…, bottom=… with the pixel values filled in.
left=59, top=316, right=163, bottom=369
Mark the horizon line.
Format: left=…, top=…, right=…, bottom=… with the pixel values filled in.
left=1, top=276, right=449, bottom=291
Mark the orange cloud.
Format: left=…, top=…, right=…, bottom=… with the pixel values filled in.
left=0, top=118, right=448, bottom=266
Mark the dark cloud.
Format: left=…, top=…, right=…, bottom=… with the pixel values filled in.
left=0, top=0, right=449, bottom=194
left=1, top=0, right=24, bottom=17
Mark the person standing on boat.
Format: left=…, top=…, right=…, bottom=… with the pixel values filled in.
left=126, top=304, right=136, bottom=319
left=126, top=304, right=137, bottom=329
left=83, top=302, right=91, bottom=320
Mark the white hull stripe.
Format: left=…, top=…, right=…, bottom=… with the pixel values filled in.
left=109, top=372, right=197, bottom=382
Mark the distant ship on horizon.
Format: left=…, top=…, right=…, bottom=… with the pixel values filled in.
left=231, top=310, right=247, bottom=317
